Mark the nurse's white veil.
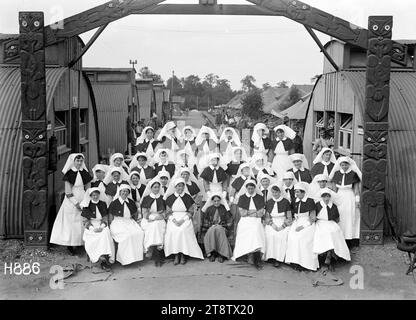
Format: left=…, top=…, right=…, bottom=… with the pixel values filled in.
left=202, top=190, right=230, bottom=212
left=62, top=153, right=87, bottom=174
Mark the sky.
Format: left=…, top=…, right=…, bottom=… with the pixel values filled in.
left=1, top=0, right=415, bottom=90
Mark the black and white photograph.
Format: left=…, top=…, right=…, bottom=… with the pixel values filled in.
left=1, top=0, right=416, bottom=307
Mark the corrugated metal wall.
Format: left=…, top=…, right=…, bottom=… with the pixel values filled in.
left=0, top=66, right=67, bottom=238
left=91, top=83, right=130, bottom=156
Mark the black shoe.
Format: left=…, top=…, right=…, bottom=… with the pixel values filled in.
left=209, top=255, right=216, bottom=262
left=217, top=256, right=225, bottom=263
left=173, top=254, right=180, bottom=265
left=180, top=254, right=187, bottom=265
left=67, top=246, right=76, bottom=256
left=274, top=261, right=281, bottom=268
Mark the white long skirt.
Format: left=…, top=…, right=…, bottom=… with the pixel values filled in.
left=272, top=153, right=292, bottom=178
left=232, top=217, right=265, bottom=261
left=264, top=216, right=289, bottom=262
left=337, top=187, right=360, bottom=240
left=285, top=214, right=319, bottom=271
left=110, top=217, right=144, bottom=265
left=50, top=185, right=85, bottom=246
left=164, top=212, right=204, bottom=259
left=313, top=219, right=351, bottom=261
left=141, top=215, right=166, bottom=252
left=83, top=221, right=115, bottom=263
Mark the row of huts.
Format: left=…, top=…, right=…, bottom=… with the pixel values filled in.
left=0, top=34, right=169, bottom=239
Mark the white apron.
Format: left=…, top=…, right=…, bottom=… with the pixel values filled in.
left=50, top=173, right=85, bottom=246
left=271, top=141, right=292, bottom=178
left=313, top=205, right=351, bottom=261
left=264, top=210, right=290, bottom=262
left=164, top=197, right=204, bottom=259
left=336, top=184, right=360, bottom=240
left=83, top=208, right=115, bottom=264
left=232, top=217, right=265, bottom=261
left=110, top=203, right=144, bottom=265
left=141, top=199, right=167, bottom=252
left=285, top=212, right=319, bottom=271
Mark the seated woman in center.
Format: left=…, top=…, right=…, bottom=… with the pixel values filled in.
left=232, top=180, right=266, bottom=270
left=313, top=188, right=351, bottom=272
left=164, top=178, right=204, bottom=265
left=285, top=182, right=319, bottom=271
left=200, top=191, right=233, bottom=263
left=140, top=177, right=167, bottom=267
left=264, top=184, right=292, bottom=268
left=108, top=184, right=145, bottom=266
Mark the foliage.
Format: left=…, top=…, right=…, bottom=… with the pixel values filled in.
left=138, top=66, right=163, bottom=83
left=279, top=85, right=303, bottom=111
left=240, top=75, right=257, bottom=92
left=262, top=82, right=272, bottom=90
left=276, top=81, right=289, bottom=88
left=241, top=88, right=264, bottom=120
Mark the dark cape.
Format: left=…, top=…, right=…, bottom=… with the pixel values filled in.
left=105, top=181, right=129, bottom=197
left=165, top=193, right=195, bottom=211
left=291, top=198, right=316, bottom=216
left=238, top=194, right=264, bottom=211
left=200, top=166, right=228, bottom=183
left=130, top=166, right=156, bottom=180
left=81, top=200, right=109, bottom=219
left=63, top=169, right=93, bottom=185
left=270, top=138, right=294, bottom=152
left=141, top=195, right=165, bottom=211
left=310, top=162, right=335, bottom=178
left=332, top=170, right=361, bottom=186
left=316, top=202, right=340, bottom=222
left=108, top=198, right=138, bottom=218
left=288, top=168, right=313, bottom=184
left=265, top=198, right=291, bottom=214
left=154, top=163, right=176, bottom=178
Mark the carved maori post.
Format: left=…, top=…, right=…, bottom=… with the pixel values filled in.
left=360, top=16, right=393, bottom=245
left=19, top=12, right=49, bottom=248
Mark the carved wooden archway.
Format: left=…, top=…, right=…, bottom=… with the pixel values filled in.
left=19, top=0, right=398, bottom=247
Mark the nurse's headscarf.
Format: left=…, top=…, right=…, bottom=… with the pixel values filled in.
left=231, top=146, right=249, bottom=163
left=114, top=184, right=132, bottom=201
left=92, top=164, right=109, bottom=181
left=141, top=177, right=164, bottom=203
left=329, top=156, right=362, bottom=181
left=182, top=126, right=197, bottom=141
left=136, top=126, right=155, bottom=145
left=129, top=152, right=150, bottom=171
left=80, top=187, right=101, bottom=208
left=313, top=147, right=336, bottom=164
left=62, top=153, right=87, bottom=174
left=157, top=121, right=182, bottom=141
left=202, top=190, right=230, bottom=212
left=163, top=177, right=187, bottom=200
left=195, top=126, right=219, bottom=145
left=236, top=178, right=263, bottom=199
left=219, top=127, right=241, bottom=146
left=289, top=153, right=310, bottom=170
left=251, top=123, right=269, bottom=145
left=273, top=125, right=296, bottom=140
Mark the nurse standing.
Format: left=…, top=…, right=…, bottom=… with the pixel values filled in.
left=50, top=154, right=93, bottom=254
left=269, top=125, right=296, bottom=178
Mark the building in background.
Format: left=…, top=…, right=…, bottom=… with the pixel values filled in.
left=0, top=34, right=100, bottom=240
left=84, top=68, right=138, bottom=159
left=303, top=39, right=416, bottom=235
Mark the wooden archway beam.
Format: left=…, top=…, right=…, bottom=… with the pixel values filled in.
left=245, top=0, right=408, bottom=65
left=44, top=0, right=166, bottom=46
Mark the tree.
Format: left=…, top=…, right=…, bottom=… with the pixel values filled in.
left=279, top=85, right=303, bottom=111
left=276, top=81, right=289, bottom=88
left=166, top=75, right=183, bottom=94
left=241, top=88, right=264, bottom=120
left=262, top=82, right=272, bottom=90
left=138, top=66, right=163, bottom=83
left=241, top=75, right=257, bottom=92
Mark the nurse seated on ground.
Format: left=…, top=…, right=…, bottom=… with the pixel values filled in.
left=200, top=191, right=233, bottom=263
left=164, top=178, right=204, bottom=265
left=232, top=179, right=266, bottom=270
left=285, top=182, right=319, bottom=272
left=264, top=184, right=292, bottom=268
left=313, top=188, right=351, bottom=272
left=81, top=187, right=115, bottom=271
left=108, top=184, right=145, bottom=266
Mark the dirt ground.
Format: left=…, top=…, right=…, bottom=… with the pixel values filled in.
left=1, top=238, right=415, bottom=300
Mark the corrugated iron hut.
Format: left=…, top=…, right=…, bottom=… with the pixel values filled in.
left=0, top=34, right=100, bottom=239
left=84, top=68, right=138, bottom=158
left=304, top=39, right=416, bottom=235
left=136, top=78, right=154, bottom=123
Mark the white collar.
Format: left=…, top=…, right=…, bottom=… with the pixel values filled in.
left=340, top=168, right=352, bottom=174
left=118, top=198, right=128, bottom=205
left=209, top=165, right=218, bottom=170
left=240, top=175, right=249, bottom=181
left=184, top=137, right=194, bottom=142
left=145, top=138, right=154, bottom=143
left=320, top=200, right=333, bottom=208
left=273, top=196, right=284, bottom=202
left=253, top=165, right=264, bottom=171
left=91, top=200, right=99, bottom=204
left=71, top=167, right=82, bottom=172
left=276, top=137, right=287, bottom=142
left=158, top=161, right=168, bottom=166
left=321, top=160, right=332, bottom=166
left=245, top=192, right=256, bottom=198
left=137, top=165, right=148, bottom=170
left=296, top=197, right=308, bottom=203
left=260, top=186, right=269, bottom=191
left=174, top=192, right=184, bottom=198
left=130, top=183, right=141, bottom=189
left=293, top=167, right=304, bottom=173
left=150, top=193, right=160, bottom=199
left=284, top=184, right=294, bottom=190
left=112, top=180, right=121, bottom=185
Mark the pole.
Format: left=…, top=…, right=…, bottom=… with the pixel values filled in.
left=170, top=70, right=174, bottom=120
